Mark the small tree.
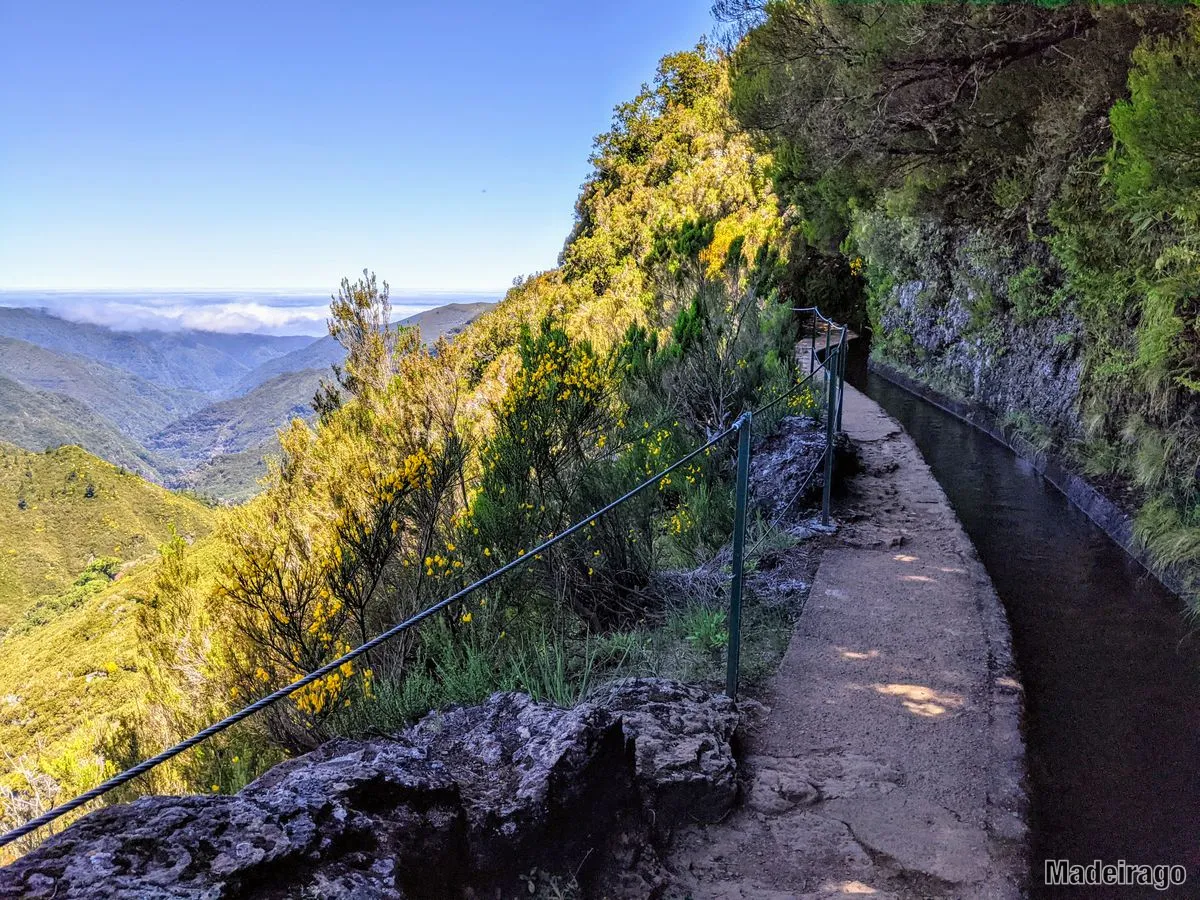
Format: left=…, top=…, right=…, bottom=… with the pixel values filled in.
left=317, top=269, right=419, bottom=416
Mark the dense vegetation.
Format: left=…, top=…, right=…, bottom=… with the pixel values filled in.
left=0, top=442, right=215, bottom=630
left=724, top=0, right=1200, bottom=596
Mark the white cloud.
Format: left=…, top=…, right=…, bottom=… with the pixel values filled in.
left=0, top=291, right=499, bottom=336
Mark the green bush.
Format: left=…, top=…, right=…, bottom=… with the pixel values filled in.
left=1007, top=266, right=1064, bottom=324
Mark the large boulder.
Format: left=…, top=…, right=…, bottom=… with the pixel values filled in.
left=0, top=679, right=742, bottom=899
left=589, top=679, right=739, bottom=834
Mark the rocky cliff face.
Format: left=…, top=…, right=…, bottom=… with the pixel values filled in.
left=863, top=217, right=1083, bottom=442
left=0, top=679, right=741, bottom=900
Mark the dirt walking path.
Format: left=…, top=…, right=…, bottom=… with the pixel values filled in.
left=666, top=384, right=1028, bottom=899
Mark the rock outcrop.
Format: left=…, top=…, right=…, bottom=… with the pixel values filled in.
left=867, top=217, right=1083, bottom=441
left=0, top=679, right=741, bottom=900
left=750, top=413, right=829, bottom=522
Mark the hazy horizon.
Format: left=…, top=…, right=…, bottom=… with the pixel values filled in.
left=0, top=289, right=501, bottom=337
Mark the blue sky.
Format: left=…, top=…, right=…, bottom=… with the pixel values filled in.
left=0, top=1, right=717, bottom=294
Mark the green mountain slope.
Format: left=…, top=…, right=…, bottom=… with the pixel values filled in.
left=0, top=303, right=497, bottom=505
left=183, top=442, right=279, bottom=502
left=234, top=301, right=494, bottom=391
left=0, top=336, right=208, bottom=439
left=146, top=368, right=324, bottom=467
left=0, top=307, right=313, bottom=395
left=0, top=532, right=227, bottom=822
left=0, top=376, right=164, bottom=478
left=0, top=441, right=215, bottom=630
left=235, top=336, right=344, bottom=392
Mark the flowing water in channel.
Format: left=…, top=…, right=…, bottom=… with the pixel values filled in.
left=846, top=347, right=1200, bottom=898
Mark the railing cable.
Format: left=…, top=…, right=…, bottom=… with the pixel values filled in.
left=0, top=420, right=743, bottom=850
left=2, top=304, right=851, bottom=851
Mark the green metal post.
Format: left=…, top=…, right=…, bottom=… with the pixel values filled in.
left=836, top=329, right=847, bottom=432
left=821, top=346, right=837, bottom=526
left=808, top=311, right=816, bottom=375
left=726, top=412, right=752, bottom=699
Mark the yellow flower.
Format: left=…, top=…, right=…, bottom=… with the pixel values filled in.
left=211, top=784, right=220, bottom=792
left=461, top=612, right=473, bottom=624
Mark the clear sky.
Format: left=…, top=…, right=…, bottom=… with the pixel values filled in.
left=0, top=1, right=717, bottom=293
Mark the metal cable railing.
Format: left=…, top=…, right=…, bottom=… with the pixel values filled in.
left=0, top=305, right=851, bottom=852
left=0, top=423, right=742, bottom=850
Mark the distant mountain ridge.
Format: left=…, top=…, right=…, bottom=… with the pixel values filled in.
left=147, top=368, right=326, bottom=466
left=0, top=302, right=494, bottom=500
left=233, top=301, right=496, bottom=391
left=0, top=336, right=209, bottom=438
left=0, top=375, right=163, bottom=478
left=0, top=306, right=312, bottom=397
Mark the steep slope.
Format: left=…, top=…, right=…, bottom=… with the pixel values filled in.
left=0, top=532, right=227, bottom=831
left=0, top=307, right=312, bottom=395
left=0, top=441, right=215, bottom=630
left=0, top=337, right=209, bottom=439
left=726, top=1, right=1200, bottom=604
left=183, top=443, right=278, bottom=502
left=146, top=368, right=325, bottom=468
left=0, top=376, right=164, bottom=478
left=235, top=336, right=344, bottom=392
left=234, top=301, right=494, bottom=391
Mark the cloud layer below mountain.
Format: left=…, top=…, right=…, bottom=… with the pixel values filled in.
left=0, top=291, right=500, bottom=336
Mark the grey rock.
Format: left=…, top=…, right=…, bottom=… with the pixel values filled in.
left=750, top=414, right=828, bottom=522
left=872, top=220, right=1083, bottom=441
left=589, top=679, right=741, bottom=833
left=0, top=682, right=742, bottom=900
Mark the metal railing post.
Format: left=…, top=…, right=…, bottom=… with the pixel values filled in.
left=726, top=412, right=752, bottom=699
left=836, top=328, right=847, bottom=432
left=808, top=310, right=816, bottom=375
left=821, top=346, right=837, bottom=526
left=823, top=318, right=831, bottom=371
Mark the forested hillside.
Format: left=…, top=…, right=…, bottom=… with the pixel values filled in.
left=0, top=442, right=214, bottom=630
left=722, top=0, right=1200, bottom=598
left=0, top=378, right=163, bottom=479
left=146, top=369, right=326, bottom=468
left=0, top=307, right=311, bottom=396
left=0, top=44, right=804, bottom=840
left=0, top=338, right=208, bottom=439
left=0, top=303, right=496, bottom=501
